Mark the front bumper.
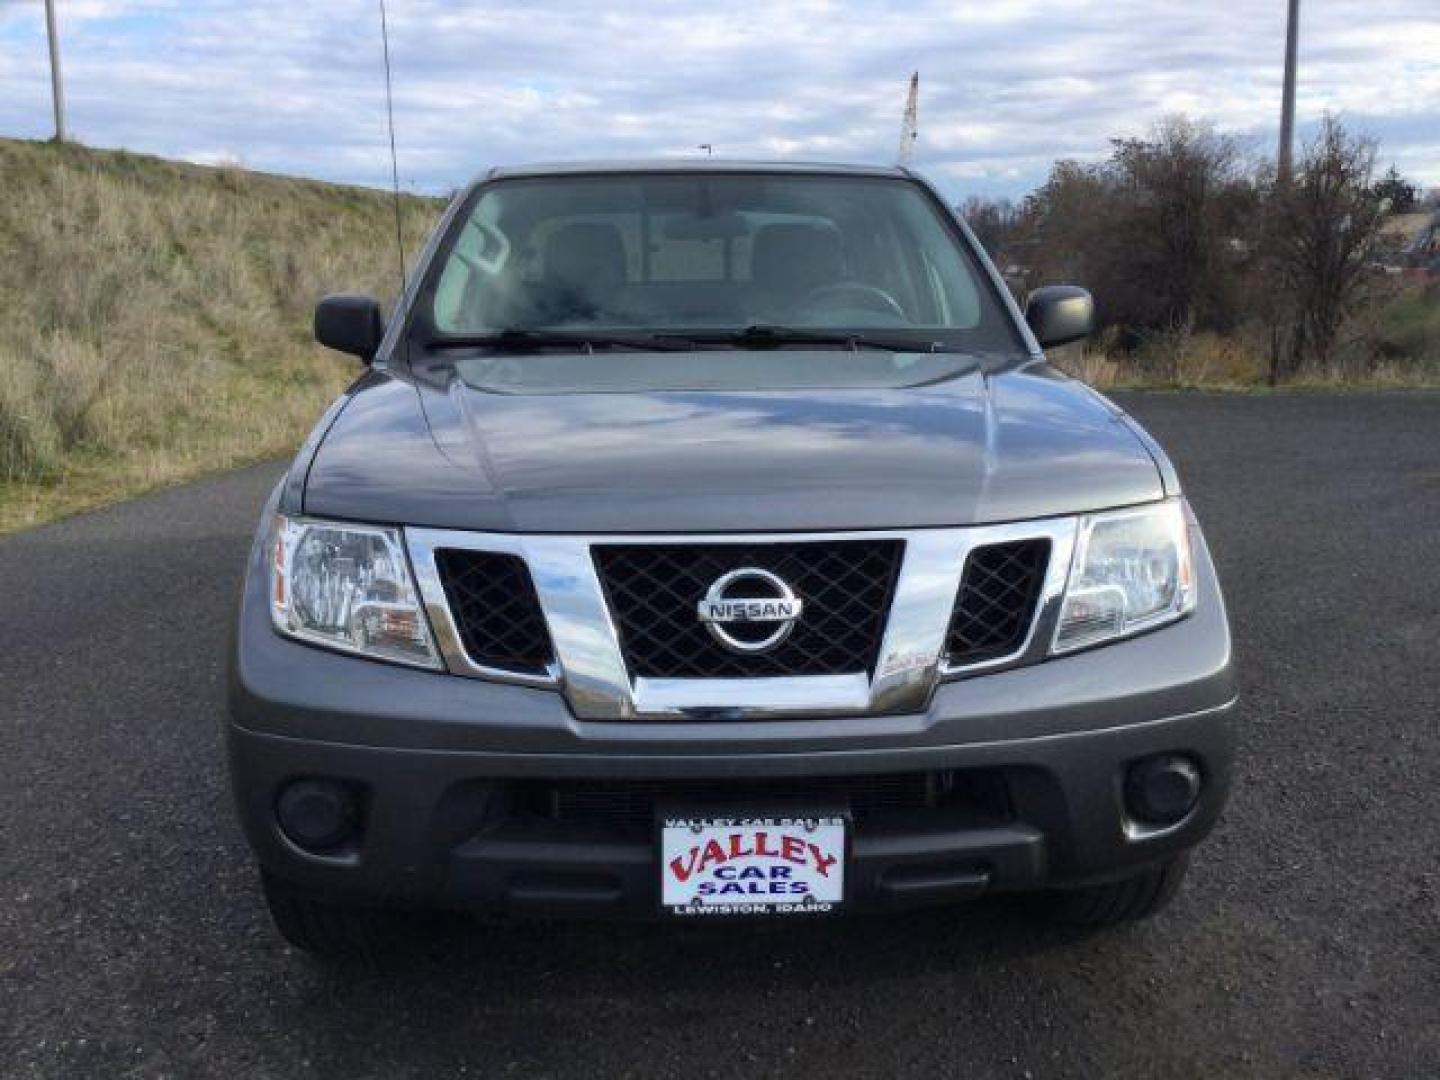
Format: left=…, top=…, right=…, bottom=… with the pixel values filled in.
left=229, top=701, right=1233, bottom=918
left=229, top=489, right=1236, bottom=918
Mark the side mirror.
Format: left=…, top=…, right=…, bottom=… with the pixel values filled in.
left=314, top=294, right=384, bottom=362
left=1024, top=285, right=1094, bottom=349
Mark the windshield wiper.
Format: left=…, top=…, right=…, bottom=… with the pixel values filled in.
left=424, top=328, right=688, bottom=353
left=656, top=324, right=954, bottom=353
left=423, top=325, right=961, bottom=356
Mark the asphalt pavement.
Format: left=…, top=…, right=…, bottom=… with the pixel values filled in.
left=1, top=392, right=1437, bottom=1079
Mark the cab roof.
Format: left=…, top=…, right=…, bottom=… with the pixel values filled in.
left=482, top=159, right=911, bottom=182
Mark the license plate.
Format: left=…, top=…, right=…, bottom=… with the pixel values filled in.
left=660, top=814, right=845, bottom=916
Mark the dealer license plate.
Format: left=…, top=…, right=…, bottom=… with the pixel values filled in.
left=660, top=814, right=845, bottom=916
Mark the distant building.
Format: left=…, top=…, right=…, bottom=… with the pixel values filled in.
left=1403, top=212, right=1440, bottom=278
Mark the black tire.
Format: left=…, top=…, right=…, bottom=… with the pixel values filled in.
left=261, top=871, right=381, bottom=960
left=1038, top=854, right=1191, bottom=926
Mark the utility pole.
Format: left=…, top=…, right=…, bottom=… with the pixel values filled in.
left=1278, top=0, right=1299, bottom=182
left=44, top=0, right=67, bottom=142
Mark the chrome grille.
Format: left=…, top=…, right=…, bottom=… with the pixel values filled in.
left=593, top=540, right=904, bottom=679
left=407, top=518, right=1076, bottom=720
left=944, top=538, right=1051, bottom=666
left=433, top=549, right=554, bottom=676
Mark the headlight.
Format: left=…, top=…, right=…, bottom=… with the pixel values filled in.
left=1052, top=500, right=1195, bottom=654
left=269, top=514, right=440, bottom=669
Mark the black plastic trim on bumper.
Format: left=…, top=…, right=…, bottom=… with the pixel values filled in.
left=229, top=701, right=1234, bottom=919
left=441, top=814, right=1045, bottom=918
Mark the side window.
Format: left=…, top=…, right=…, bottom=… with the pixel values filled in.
left=434, top=197, right=519, bottom=332
left=930, top=243, right=981, bottom=327
left=898, top=224, right=980, bottom=328
left=919, top=251, right=952, bottom=324
left=432, top=256, right=472, bottom=329
left=433, top=219, right=487, bottom=327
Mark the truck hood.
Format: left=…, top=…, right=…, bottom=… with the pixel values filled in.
left=302, top=359, right=1166, bottom=533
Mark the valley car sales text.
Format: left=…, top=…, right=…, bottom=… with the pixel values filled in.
left=663, top=817, right=841, bottom=913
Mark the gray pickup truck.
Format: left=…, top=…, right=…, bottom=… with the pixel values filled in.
left=229, top=161, right=1235, bottom=956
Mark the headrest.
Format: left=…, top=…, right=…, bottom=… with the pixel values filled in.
left=544, top=222, right=627, bottom=288
left=751, top=223, right=844, bottom=292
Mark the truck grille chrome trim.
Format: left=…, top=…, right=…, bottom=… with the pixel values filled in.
left=944, top=538, right=1052, bottom=666
left=432, top=549, right=556, bottom=676
left=406, top=530, right=563, bottom=690
left=404, top=520, right=1078, bottom=720
left=594, top=540, right=903, bottom=679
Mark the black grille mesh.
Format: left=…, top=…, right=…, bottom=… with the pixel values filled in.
left=433, top=549, right=554, bottom=675
left=945, top=538, right=1050, bottom=666
left=529, top=771, right=1012, bottom=834
left=593, top=540, right=904, bottom=679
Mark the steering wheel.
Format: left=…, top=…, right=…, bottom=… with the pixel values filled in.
left=799, top=282, right=906, bottom=319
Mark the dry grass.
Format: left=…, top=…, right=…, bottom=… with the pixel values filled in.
left=0, top=138, right=439, bottom=533
left=1056, top=284, right=1440, bottom=390
left=1381, top=210, right=1430, bottom=244
left=1048, top=328, right=1263, bottom=389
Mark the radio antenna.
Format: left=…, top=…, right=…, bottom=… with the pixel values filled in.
left=378, top=0, right=408, bottom=311
left=897, top=72, right=919, bottom=167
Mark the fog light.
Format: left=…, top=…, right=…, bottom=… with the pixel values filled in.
left=276, top=779, right=359, bottom=852
left=1125, top=754, right=1202, bottom=826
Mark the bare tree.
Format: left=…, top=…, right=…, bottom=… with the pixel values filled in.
left=1011, top=159, right=1121, bottom=300
left=1265, top=116, right=1386, bottom=381
left=960, top=196, right=1021, bottom=259
left=1108, top=118, right=1252, bottom=334
left=1013, top=117, right=1254, bottom=345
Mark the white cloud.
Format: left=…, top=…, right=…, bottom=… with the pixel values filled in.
left=0, top=0, right=1435, bottom=198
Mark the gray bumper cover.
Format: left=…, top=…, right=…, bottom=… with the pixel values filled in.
left=229, top=515, right=1235, bottom=916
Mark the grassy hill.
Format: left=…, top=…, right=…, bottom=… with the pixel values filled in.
left=0, top=138, right=439, bottom=532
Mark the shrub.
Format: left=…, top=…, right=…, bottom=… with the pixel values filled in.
left=1262, top=117, right=1387, bottom=381
left=1013, top=117, right=1257, bottom=341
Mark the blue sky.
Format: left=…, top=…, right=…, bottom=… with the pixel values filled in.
left=1, top=0, right=1436, bottom=201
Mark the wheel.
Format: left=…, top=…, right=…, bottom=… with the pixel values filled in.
left=1037, top=854, right=1191, bottom=926
left=261, top=871, right=381, bottom=959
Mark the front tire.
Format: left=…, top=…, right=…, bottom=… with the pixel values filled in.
left=1038, top=854, right=1191, bottom=926
left=261, top=871, right=381, bottom=959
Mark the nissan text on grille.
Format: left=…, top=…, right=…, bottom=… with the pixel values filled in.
left=229, top=162, right=1235, bottom=956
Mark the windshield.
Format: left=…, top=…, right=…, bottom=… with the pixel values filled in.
left=419, top=173, right=1021, bottom=353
